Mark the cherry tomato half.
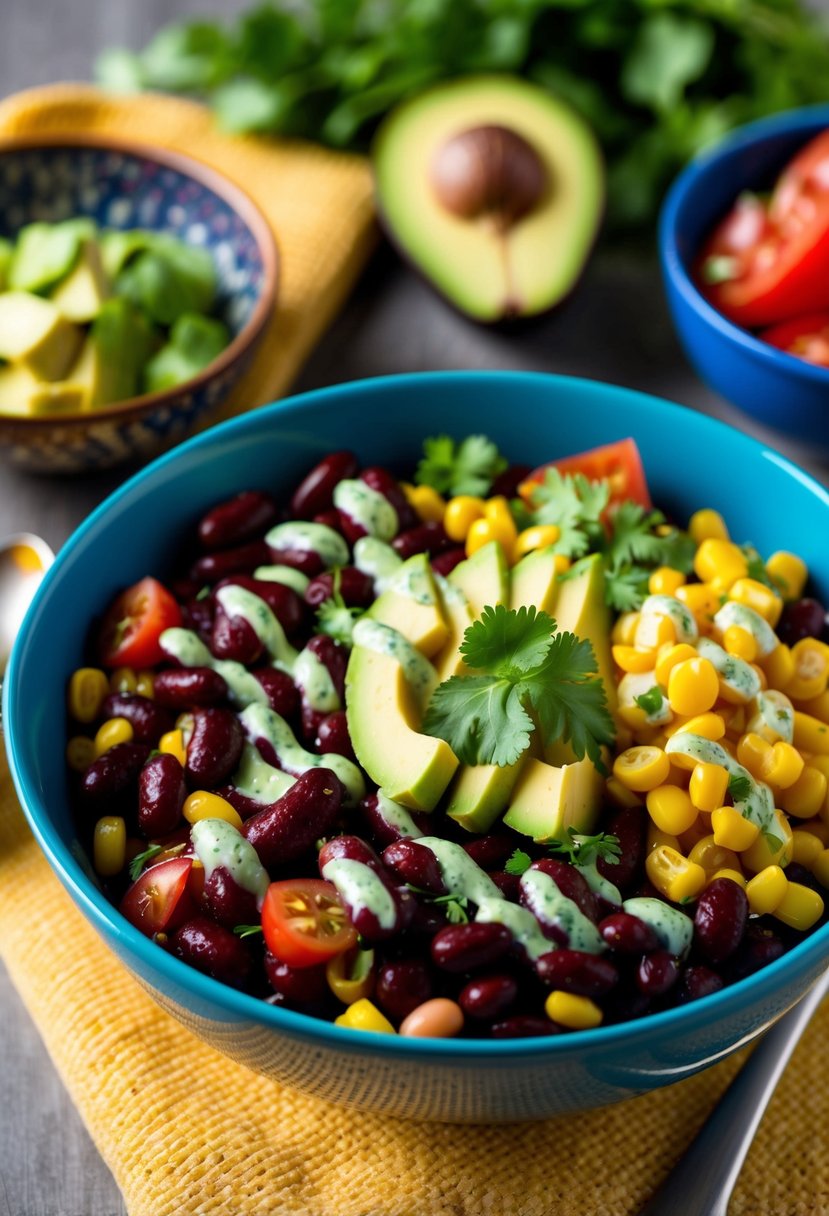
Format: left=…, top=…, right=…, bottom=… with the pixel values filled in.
left=262, top=879, right=357, bottom=969
left=119, top=856, right=194, bottom=937
left=520, top=438, right=651, bottom=511
left=98, top=576, right=182, bottom=669
left=760, top=312, right=829, bottom=368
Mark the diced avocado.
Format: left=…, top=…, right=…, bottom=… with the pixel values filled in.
left=99, top=228, right=156, bottom=279
left=345, top=644, right=459, bottom=811
left=503, top=754, right=604, bottom=841
left=431, top=577, right=475, bottom=681
left=142, top=312, right=229, bottom=394
left=447, top=540, right=509, bottom=618
left=116, top=236, right=217, bottom=326
left=0, top=363, right=42, bottom=416
left=8, top=219, right=95, bottom=293
left=0, top=239, right=12, bottom=291
left=91, top=298, right=155, bottom=404
left=554, top=553, right=616, bottom=714
left=27, top=381, right=87, bottom=415
left=367, top=553, right=450, bottom=658
left=50, top=240, right=110, bottom=322
left=510, top=545, right=561, bottom=615
left=0, top=292, right=83, bottom=381
left=373, top=76, right=603, bottom=323
left=446, top=754, right=528, bottom=832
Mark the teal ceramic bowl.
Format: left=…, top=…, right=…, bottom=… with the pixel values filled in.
left=5, top=372, right=829, bottom=1123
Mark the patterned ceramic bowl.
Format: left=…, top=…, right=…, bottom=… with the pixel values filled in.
left=0, top=135, right=277, bottom=474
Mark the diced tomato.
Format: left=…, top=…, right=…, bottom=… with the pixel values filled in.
left=521, top=438, right=652, bottom=511
left=698, top=131, right=829, bottom=328
left=262, top=879, right=357, bottom=969
left=119, top=856, right=194, bottom=937
left=760, top=312, right=829, bottom=368
left=97, top=576, right=182, bottom=669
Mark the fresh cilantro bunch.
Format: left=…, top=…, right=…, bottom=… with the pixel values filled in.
left=422, top=604, right=615, bottom=769
left=519, top=469, right=609, bottom=558
left=415, top=434, right=507, bottom=498
left=505, top=830, right=621, bottom=875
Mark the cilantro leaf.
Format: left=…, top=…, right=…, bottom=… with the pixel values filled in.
left=607, top=501, right=666, bottom=566
left=635, top=685, right=665, bottom=716
left=523, top=469, right=607, bottom=557
left=741, top=544, right=784, bottom=594
left=422, top=673, right=534, bottom=767
left=505, top=849, right=533, bottom=876
left=233, top=923, right=264, bottom=939
left=415, top=434, right=507, bottom=497
left=519, top=631, right=614, bottom=770
left=315, top=566, right=365, bottom=645
left=602, top=507, right=696, bottom=611
left=604, top=561, right=651, bottom=613
left=762, top=830, right=785, bottom=854
left=128, top=843, right=164, bottom=881
left=460, top=604, right=554, bottom=676
left=547, top=829, right=622, bottom=868
left=728, top=772, right=753, bottom=803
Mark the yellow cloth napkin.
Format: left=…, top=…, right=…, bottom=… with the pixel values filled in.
left=1, top=84, right=828, bottom=1216
left=0, top=84, right=378, bottom=420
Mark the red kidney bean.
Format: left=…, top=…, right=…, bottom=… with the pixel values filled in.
left=190, top=539, right=272, bottom=584
left=241, top=769, right=343, bottom=867
left=138, top=753, right=187, bottom=837
left=265, top=546, right=325, bottom=577
left=317, top=835, right=415, bottom=940
left=777, top=597, right=827, bottom=646
left=198, top=491, right=278, bottom=550
left=488, top=870, right=521, bottom=900
left=291, top=451, right=359, bottom=519
left=526, top=858, right=599, bottom=923
left=185, top=708, right=244, bottom=789
left=153, top=667, right=229, bottom=709
left=392, top=521, right=455, bottom=560
left=357, top=794, right=430, bottom=847
left=210, top=606, right=264, bottom=665
left=459, top=973, right=518, bottom=1021
left=360, top=467, right=417, bottom=531
left=181, top=595, right=215, bottom=641
left=297, top=636, right=348, bottom=740
left=304, top=567, right=374, bottom=609
left=430, top=548, right=467, bottom=577
left=201, top=866, right=260, bottom=930
left=603, top=980, right=651, bottom=1024
left=252, top=668, right=300, bottom=718
left=376, top=959, right=433, bottom=1020
left=599, top=911, right=660, bottom=955
left=694, top=878, right=749, bottom=964
left=597, top=805, right=646, bottom=891
left=314, top=711, right=355, bottom=761
left=490, top=1016, right=560, bottom=1038
left=172, top=576, right=202, bottom=602
left=171, top=917, right=252, bottom=988
left=676, top=964, right=724, bottom=1004
left=264, top=952, right=329, bottom=1005
left=490, top=464, right=531, bottom=500
left=535, top=950, right=619, bottom=997
left=726, top=925, right=785, bottom=982
left=636, top=950, right=680, bottom=997
left=215, top=575, right=305, bottom=635
left=336, top=508, right=370, bottom=546
left=79, top=742, right=150, bottom=808
left=431, top=923, right=513, bottom=973
left=101, top=693, right=175, bottom=744
left=408, top=902, right=450, bottom=937
left=462, top=833, right=515, bottom=870
left=313, top=509, right=343, bottom=532
left=382, top=839, right=447, bottom=893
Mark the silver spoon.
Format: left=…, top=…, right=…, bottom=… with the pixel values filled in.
left=0, top=533, right=54, bottom=718
left=640, top=966, right=829, bottom=1215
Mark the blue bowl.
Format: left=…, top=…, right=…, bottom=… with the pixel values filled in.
left=5, top=371, right=829, bottom=1122
left=659, top=106, right=829, bottom=452
left=0, top=134, right=277, bottom=474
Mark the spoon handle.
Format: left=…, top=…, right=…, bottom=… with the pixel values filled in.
left=638, top=968, right=829, bottom=1216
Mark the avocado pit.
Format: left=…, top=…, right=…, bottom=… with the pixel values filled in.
left=430, top=124, right=549, bottom=232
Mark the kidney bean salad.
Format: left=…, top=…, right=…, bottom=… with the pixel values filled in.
left=66, top=436, right=829, bottom=1040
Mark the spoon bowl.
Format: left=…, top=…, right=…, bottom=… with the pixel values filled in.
left=0, top=534, right=54, bottom=677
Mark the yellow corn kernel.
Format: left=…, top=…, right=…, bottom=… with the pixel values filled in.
left=646, top=785, right=698, bottom=835
left=675, top=714, right=728, bottom=747
left=483, top=496, right=518, bottom=549
left=678, top=813, right=713, bottom=852
left=689, top=508, right=729, bottom=544
left=722, top=625, right=758, bottom=664
left=773, top=882, right=824, bottom=931
left=727, top=578, right=783, bottom=628
left=465, top=519, right=500, bottom=557
left=781, top=766, right=828, bottom=819
left=183, top=791, right=244, bottom=831
left=647, top=823, right=681, bottom=853
left=688, top=834, right=742, bottom=876
left=675, top=582, right=721, bottom=627
left=646, top=845, right=707, bottom=902
left=404, top=483, right=446, bottom=524
left=812, top=850, right=829, bottom=889
left=513, top=524, right=561, bottom=559
left=711, top=805, right=761, bottom=851
left=606, top=776, right=645, bottom=808
left=159, top=728, right=187, bottom=767
left=746, top=865, right=789, bottom=914
left=722, top=705, right=747, bottom=739
left=617, top=702, right=649, bottom=733
left=793, top=711, right=829, bottom=756
left=545, top=990, right=603, bottom=1030
left=93, top=816, right=126, bottom=877
left=648, top=567, right=686, bottom=596
left=710, top=867, right=746, bottom=888
left=786, top=639, right=829, bottom=703
left=742, top=810, right=794, bottom=872
left=798, top=690, right=829, bottom=723
left=444, top=495, right=485, bottom=542
left=694, top=539, right=748, bottom=590
left=551, top=554, right=571, bottom=575
left=93, top=716, right=134, bottom=758
left=109, top=666, right=137, bottom=694
left=760, top=740, right=805, bottom=790
left=799, top=818, right=829, bottom=845
left=689, top=762, right=730, bottom=812
left=790, top=829, right=825, bottom=869
left=668, top=657, right=720, bottom=717
left=612, top=645, right=657, bottom=674
left=762, top=644, right=795, bottom=692
left=736, top=731, right=772, bottom=779
left=655, top=643, right=699, bottom=687
left=612, top=612, right=640, bottom=646
left=135, top=670, right=156, bottom=699
left=66, top=735, right=96, bottom=773
left=67, top=667, right=110, bottom=724
left=766, top=551, right=808, bottom=602
left=613, top=745, right=670, bottom=792
left=334, top=998, right=396, bottom=1034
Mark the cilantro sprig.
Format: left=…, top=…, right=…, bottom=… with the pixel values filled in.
left=315, top=567, right=365, bottom=646
left=415, top=434, right=507, bottom=498
left=727, top=772, right=753, bottom=803
left=422, top=604, right=615, bottom=770
left=128, top=843, right=165, bottom=881
left=547, top=828, right=621, bottom=868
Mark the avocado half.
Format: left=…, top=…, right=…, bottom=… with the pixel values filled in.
left=372, top=75, right=604, bottom=323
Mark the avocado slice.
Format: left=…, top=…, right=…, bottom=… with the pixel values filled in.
left=8, top=219, right=95, bottom=293
left=447, top=540, right=509, bottom=618
left=373, top=76, right=603, bottom=323
left=510, top=545, right=561, bottom=616
left=91, top=298, right=155, bottom=404
left=431, top=576, right=475, bottom=682
left=50, top=240, right=110, bottom=323
left=553, top=553, right=616, bottom=714
left=0, top=363, right=42, bottom=416
left=366, top=553, right=450, bottom=658
left=27, top=380, right=88, bottom=415
left=503, top=755, right=605, bottom=842
left=0, top=292, right=83, bottom=381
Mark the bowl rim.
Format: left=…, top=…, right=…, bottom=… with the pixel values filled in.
left=659, top=102, right=829, bottom=385
left=5, top=368, right=829, bottom=1060
left=0, top=131, right=279, bottom=426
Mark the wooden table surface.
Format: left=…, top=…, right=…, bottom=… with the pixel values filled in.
left=2, top=3, right=829, bottom=1213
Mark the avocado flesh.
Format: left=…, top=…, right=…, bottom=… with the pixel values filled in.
left=367, top=553, right=450, bottom=657
left=0, top=363, right=42, bottom=416
left=510, top=546, right=561, bottom=615
left=0, top=292, right=83, bottom=381
left=431, top=580, right=475, bottom=682
left=447, top=540, right=509, bottom=618
left=503, top=755, right=604, bottom=842
left=50, top=240, right=110, bottom=323
left=373, top=76, right=603, bottom=322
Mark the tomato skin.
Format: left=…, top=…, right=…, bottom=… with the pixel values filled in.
left=119, top=856, right=195, bottom=937
left=522, top=438, right=651, bottom=510
left=760, top=312, right=829, bottom=368
left=262, top=879, right=357, bottom=969
left=98, top=577, right=182, bottom=669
